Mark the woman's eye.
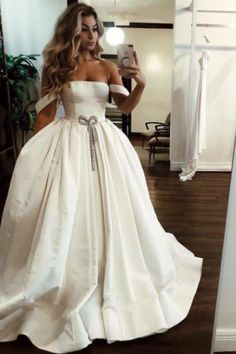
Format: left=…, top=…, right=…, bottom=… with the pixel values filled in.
left=81, top=28, right=98, bottom=31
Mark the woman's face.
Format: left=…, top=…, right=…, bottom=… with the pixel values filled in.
left=79, top=15, right=99, bottom=51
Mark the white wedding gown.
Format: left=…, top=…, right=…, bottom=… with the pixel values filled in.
left=0, top=81, right=203, bottom=353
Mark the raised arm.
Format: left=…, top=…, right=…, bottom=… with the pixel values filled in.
left=33, top=67, right=58, bottom=135
left=107, top=52, right=146, bottom=115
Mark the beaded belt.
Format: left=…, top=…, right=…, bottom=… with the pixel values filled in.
left=78, top=115, right=99, bottom=171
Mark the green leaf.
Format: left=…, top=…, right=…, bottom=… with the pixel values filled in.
left=4, top=52, right=40, bottom=133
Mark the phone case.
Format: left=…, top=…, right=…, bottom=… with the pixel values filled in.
left=117, top=44, right=134, bottom=67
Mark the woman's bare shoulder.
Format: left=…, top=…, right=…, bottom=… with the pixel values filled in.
left=99, top=58, right=117, bottom=69
left=99, top=59, right=118, bottom=79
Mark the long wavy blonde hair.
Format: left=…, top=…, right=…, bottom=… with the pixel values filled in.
left=41, top=2, right=104, bottom=97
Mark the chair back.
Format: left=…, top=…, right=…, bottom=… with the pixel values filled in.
left=165, top=112, right=171, bottom=125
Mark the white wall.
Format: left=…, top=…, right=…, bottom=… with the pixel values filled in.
left=172, top=0, right=236, bottom=171
left=1, top=0, right=67, bottom=72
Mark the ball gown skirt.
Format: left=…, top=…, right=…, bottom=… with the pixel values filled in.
left=0, top=81, right=203, bottom=353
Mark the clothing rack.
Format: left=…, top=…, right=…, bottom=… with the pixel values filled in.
left=188, top=8, right=236, bottom=14
left=175, top=44, right=236, bottom=51
left=196, top=24, right=236, bottom=28
left=197, top=10, right=236, bottom=14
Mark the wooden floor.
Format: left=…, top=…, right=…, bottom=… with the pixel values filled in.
left=0, top=137, right=232, bottom=354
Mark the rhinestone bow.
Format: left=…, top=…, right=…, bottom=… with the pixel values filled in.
left=78, top=115, right=99, bottom=171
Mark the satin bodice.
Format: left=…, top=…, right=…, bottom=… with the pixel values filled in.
left=35, top=81, right=130, bottom=122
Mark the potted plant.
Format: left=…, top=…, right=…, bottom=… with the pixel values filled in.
left=1, top=53, right=40, bottom=153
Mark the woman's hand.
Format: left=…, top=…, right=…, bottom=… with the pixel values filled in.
left=118, top=50, right=146, bottom=88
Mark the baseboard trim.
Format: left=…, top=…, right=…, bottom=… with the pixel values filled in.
left=170, top=162, right=232, bottom=172
left=214, top=329, right=236, bottom=352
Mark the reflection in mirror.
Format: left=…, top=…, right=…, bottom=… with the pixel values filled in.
left=210, top=134, right=236, bottom=353
left=175, top=1, right=236, bottom=353
left=0, top=1, right=232, bottom=354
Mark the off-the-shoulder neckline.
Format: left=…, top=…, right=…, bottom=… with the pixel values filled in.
left=68, top=80, right=109, bottom=86
left=68, top=80, right=125, bottom=87
left=35, top=81, right=129, bottom=113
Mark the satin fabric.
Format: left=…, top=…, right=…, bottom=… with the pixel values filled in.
left=0, top=81, right=203, bottom=353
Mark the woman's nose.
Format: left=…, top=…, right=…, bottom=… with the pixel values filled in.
left=88, top=30, right=93, bottom=38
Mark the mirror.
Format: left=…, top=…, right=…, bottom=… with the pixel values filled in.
left=0, top=1, right=233, bottom=354
left=210, top=134, right=236, bottom=354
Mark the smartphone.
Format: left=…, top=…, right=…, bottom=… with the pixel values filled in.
left=117, top=44, right=134, bottom=67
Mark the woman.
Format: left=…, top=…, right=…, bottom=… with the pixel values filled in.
left=0, top=3, right=203, bottom=354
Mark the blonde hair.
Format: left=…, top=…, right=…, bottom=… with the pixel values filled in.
left=41, top=2, right=104, bottom=97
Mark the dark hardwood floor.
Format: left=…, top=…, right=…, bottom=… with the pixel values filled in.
left=0, top=136, right=231, bottom=354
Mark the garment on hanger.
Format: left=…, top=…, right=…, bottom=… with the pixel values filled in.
left=179, top=50, right=211, bottom=181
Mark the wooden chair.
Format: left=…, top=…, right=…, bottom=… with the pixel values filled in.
left=147, top=123, right=170, bottom=164
left=141, top=112, right=171, bottom=148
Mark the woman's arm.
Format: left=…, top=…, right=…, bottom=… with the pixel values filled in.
left=107, top=51, right=146, bottom=115
left=33, top=67, right=58, bottom=135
